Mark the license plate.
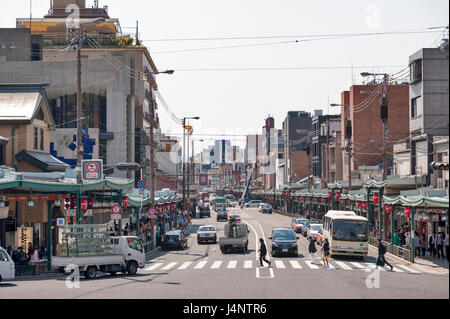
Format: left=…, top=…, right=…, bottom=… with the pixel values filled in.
left=282, top=249, right=288, bottom=252
left=233, top=245, right=237, bottom=248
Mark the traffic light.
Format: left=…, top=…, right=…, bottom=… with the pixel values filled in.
left=345, top=120, right=352, bottom=139
left=380, top=96, right=388, bottom=122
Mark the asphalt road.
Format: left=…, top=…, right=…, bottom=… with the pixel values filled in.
left=1, top=206, right=448, bottom=299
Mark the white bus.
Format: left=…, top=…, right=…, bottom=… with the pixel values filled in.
left=322, top=210, right=369, bottom=259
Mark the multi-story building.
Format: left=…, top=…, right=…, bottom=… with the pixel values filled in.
left=339, top=83, right=410, bottom=181
left=326, top=127, right=343, bottom=184
left=0, top=0, right=162, bottom=188
left=282, top=111, right=313, bottom=184
left=408, top=44, right=449, bottom=183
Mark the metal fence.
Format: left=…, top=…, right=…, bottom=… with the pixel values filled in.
left=369, top=236, right=411, bottom=262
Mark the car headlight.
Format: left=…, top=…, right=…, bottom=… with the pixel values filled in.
left=273, top=242, right=279, bottom=247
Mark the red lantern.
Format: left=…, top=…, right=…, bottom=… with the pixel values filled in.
left=335, top=192, right=340, bottom=200
left=314, top=198, right=318, bottom=203
left=88, top=197, right=95, bottom=209
left=362, top=202, right=367, bottom=210
left=328, top=192, right=332, bottom=199
left=340, top=199, right=345, bottom=206
left=356, top=201, right=361, bottom=208
left=404, top=206, right=410, bottom=217
left=157, top=205, right=163, bottom=213
left=321, top=198, right=326, bottom=203
left=81, top=198, right=88, bottom=211
left=373, top=193, right=379, bottom=204
left=172, top=203, right=177, bottom=209
left=290, top=196, right=293, bottom=200
left=300, top=196, right=304, bottom=201
left=385, top=205, right=391, bottom=213
left=122, top=196, right=128, bottom=208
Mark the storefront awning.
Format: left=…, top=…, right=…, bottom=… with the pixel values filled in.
left=15, top=150, right=69, bottom=172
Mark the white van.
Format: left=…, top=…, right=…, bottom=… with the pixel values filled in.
left=0, top=247, right=15, bottom=282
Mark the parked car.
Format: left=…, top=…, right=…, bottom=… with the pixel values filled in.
left=258, top=203, right=272, bottom=214
left=307, top=224, right=323, bottom=242
left=291, top=218, right=308, bottom=233
left=244, top=200, right=262, bottom=208
left=302, top=220, right=315, bottom=237
left=197, top=226, right=217, bottom=244
left=269, top=228, right=299, bottom=257
left=0, top=247, right=15, bottom=282
left=162, top=230, right=188, bottom=250
left=216, top=210, right=228, bottom=222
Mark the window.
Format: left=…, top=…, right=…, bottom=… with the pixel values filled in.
left=40, top=128, right=44, bottom=150
left=0, top=250, right=10, bottom=262
left=410, top=59, right=423, bottom=83
left=33, top=127, right=38, bottom=149
left=127, top=238, right=143, bottom=252
left=411, top=96, right=421, bottom=118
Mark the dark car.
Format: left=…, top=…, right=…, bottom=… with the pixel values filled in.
left=200, top=205, right=211, bottom=218
left=269, top=228, right=299, bottom=257
left=259, top=203, right=273, bottom=214
left=162, top=230, right=188, bottom=250
left=216, top=210, right=228, bottom=222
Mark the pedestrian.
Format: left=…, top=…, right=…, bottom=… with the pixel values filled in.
left=421, top=233, right=428, bottom=257
left=393, top=231, right=399, bottom=246
left=6, top=245, right=12, bottom=256
left=27, top=242, right=34, bottom=262
left=413, top=232, right=421, bottom=257
left=308, top=236, right=317, bottom=264
left=321, top=238, right=330, bottom=268
left=444, top=233, right=449, bottom=263
left=16, top=247, right=28, bottom=265
left=436, top=233, right=444, bottom=259
left=429, top=232, right=437, bottom=257
left=30, top=245, right=40, bottom=263
left=375, top=239, right=393, bottom=271
left=258, top=238, right=271, bottom=268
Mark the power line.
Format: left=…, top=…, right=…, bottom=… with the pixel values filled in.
left=172, top=65, right=406, bottom=72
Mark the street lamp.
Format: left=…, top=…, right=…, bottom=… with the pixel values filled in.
left=182, top=117, right=200, bottom=209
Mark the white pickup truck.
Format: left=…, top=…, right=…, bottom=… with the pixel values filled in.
left=52, top=236, right=145, bottom=279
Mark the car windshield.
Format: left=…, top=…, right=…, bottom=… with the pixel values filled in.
left=273, top=229, right=296, bottom=241
left=166, top=234, right=179, bottom=240
left=294, top=219, right=305, bottom=224
left=127, top=238, right=143, bottom=252
left=332, top=220, right=368, bottom=242
left=310, top=225, right=321, bottom=231
left=200, top=227, right=215, bottom=232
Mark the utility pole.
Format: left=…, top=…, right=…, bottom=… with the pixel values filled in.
left=76, top=26, right=83, bottom=184
left=182, top=118, right=186, bottom=209
left=326, top=119, right=330, bottom=184
left=382, top=74, right=389, bottom=181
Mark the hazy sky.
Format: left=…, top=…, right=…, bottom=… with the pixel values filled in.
left=2, top=0, right=449, bottom=150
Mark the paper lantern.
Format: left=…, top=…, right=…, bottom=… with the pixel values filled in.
left=385, top=205, right=391, bottom=213
left=356, top=201, right=361, bottom=208
left=362, top=202, right=367, bottom=210
left=335, top=192, right=340, bottom=200
left=373, top=193, right=379, bottom=204
left=404, top=206, right=410, bottom=217
left=340, top=199, right=345, bottom=206
left=81, top=198, right=88, bottom=211
left=122, top=196, right=128, bottom=208
left=328, top=192, right=332, bottom=199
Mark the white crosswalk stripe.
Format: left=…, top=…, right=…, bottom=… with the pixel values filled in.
left=144, top=259, right=424, bottom=274
left=289, top=260, right=302, bottom=269
left=194, top=260, right=208, bottom=269
left=318, top=260, right=336, bottom=269
left=177, top=261, right=192, bottom=270
left=395, top=264, right=420, bottom=273
left=211, top=261, right=223, bottom=269
left=162, top=262, right=177, bottom=270
left=334, top=261, right=352, bottom=270
left=304, top=260, right=320, bottom=269
left=145, top=263, right=163, bottom=271
left=349, top=262, right=368, bottom=270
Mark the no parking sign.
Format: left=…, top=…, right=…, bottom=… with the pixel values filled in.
left=199, top=175, right=208, bottom=185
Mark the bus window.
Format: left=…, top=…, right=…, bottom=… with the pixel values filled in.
left=332, top=220, right=368, bottom=242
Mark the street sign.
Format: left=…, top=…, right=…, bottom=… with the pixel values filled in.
left=57, top=218, right=65, bottom=226
left=149, top=214, right=156, bottom=219
left=199, top=175, right=208, bottom=185
left=82, top=159, right=103, bottom=181
left=149, top=208, right=156, bottom=215
left=138, top=180, right=146, bottom=189
left=111, top=214, right=121, bottom=220
left=111, top=205, right=122, bottom=214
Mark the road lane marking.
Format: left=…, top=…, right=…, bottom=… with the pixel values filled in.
left=274, top=260, right=285, bottom=268
left=162, top=262, right=177, bottom=270
left=194, top=260, right=208, bottom=269
left=395, top=264, right=420, bottom=273
left=256, top=267, right=275, bottom=279
left=365, top=263, right=385, bottom=271
left=227, top=260, right=238, bottom=268
left=289, top=260, right=302, bottom=269
left=145, top=263, right=163, bottom=271
left=350, top=262, right=369, bottom=271
left=334, top=261, right=352, bottom=270
left=318, top=260, right=336, bottom=269
left=391, top=265, right=404, bottom=273
left=177, top=261, right=192, bottom=270
left=304, top=260, right=320, bottom=269
left=211, top=261, right=222, bottom=269
left=244, top=221, right=260, bottom=260
left=244, top=260, right=253, bottom=269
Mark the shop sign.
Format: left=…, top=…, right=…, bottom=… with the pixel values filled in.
left=6, top=195, right=59, bottom=202
left=17, top=227, right=33, bottom=253
left=111, top=214, right=121, bottom=220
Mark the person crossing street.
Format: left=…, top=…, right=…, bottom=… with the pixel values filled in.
left=308, top=236, right=317, bottom=264
left=258, top=238, right=271, bottom=268
left=376, top=239, right=393, bottom=271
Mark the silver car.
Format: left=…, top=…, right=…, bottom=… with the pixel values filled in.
left=197, top=225, right=217, bottom=244
left=307, top=224, right=323, bottom=242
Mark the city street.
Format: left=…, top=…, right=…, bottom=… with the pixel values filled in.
left=1, top=207, right=447, bottom=299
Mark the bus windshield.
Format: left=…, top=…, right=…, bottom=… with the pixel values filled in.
left=332, top=220, right=368, bottom=242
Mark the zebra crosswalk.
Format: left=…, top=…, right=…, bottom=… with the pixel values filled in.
left=144, top=259, right=423, bottom=274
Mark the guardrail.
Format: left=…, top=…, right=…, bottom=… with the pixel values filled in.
left=369, top=236, right=412, bottom=262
